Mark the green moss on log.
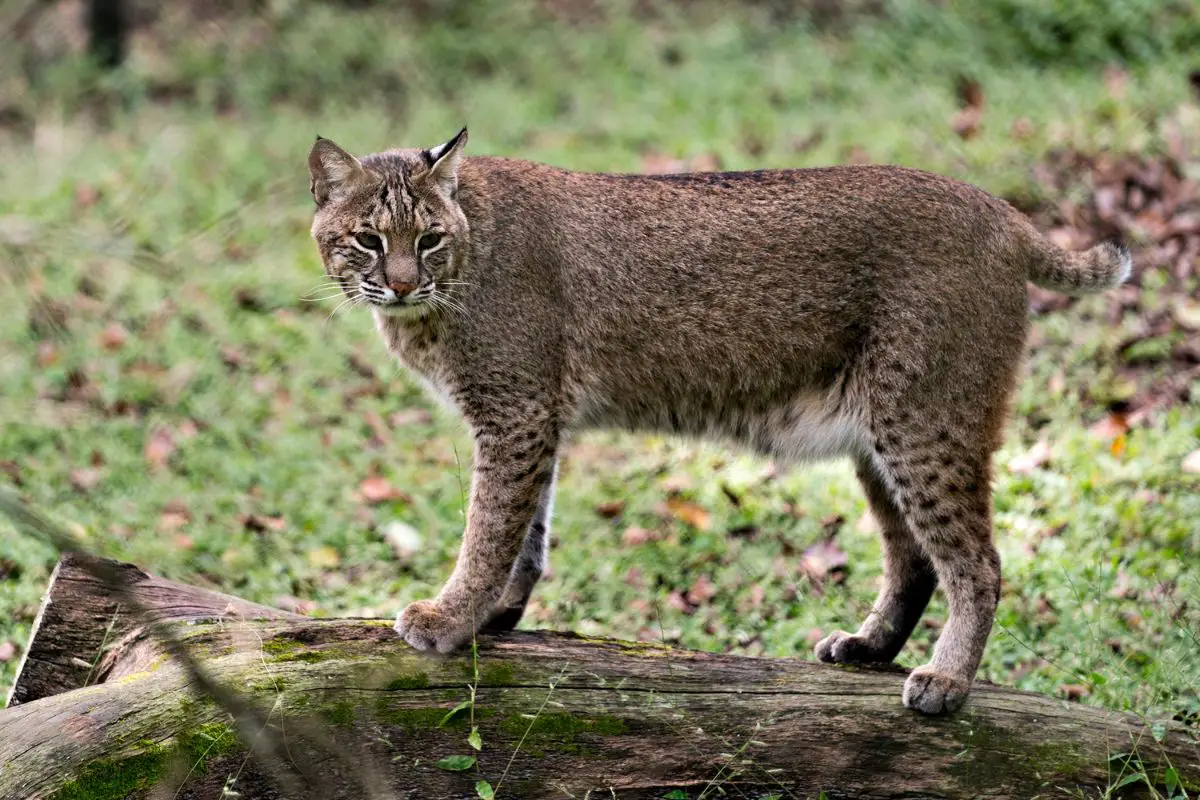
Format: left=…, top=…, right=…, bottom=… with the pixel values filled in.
left=326, top=702, right=357, bottom=727
left=52, top=749, right=168, bottom=800
left=51, top=724, right=238, bottom=800
left=497, top=712, right=628, bottom=754
left=385, top=672, right=430, bottom=690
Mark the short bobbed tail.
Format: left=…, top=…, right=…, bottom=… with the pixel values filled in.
left=1025, top=237, right=1132, bottom=294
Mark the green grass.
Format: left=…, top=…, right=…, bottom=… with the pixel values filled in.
left=1, top=0, right=1197, bottom=752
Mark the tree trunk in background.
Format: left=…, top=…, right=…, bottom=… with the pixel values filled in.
left=87, top=0, right=126, bottom=69
left=1, top=556, right=1196, bottom=799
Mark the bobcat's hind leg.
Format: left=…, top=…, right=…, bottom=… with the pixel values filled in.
left=816, top=456, right=937, bottom=665
left=876, top=435, right=1000, bottom=715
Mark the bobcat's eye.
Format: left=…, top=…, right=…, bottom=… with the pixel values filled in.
left=355, top=232, right=383, bottom=251
left=416, top=232, right=443, bottom=252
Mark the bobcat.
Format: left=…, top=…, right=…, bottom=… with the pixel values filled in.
left=307, top=129, right=1129, bottom=714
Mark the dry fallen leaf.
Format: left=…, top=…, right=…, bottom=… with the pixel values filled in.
left=239, top=513, right=286, bottom=533
left=1088, top=413, right=1129, bottom=441
left=98, top=322, right=127, bottom=351
left=383, top=521, right=423, bottom=561
left=621, top=526, right=656, bottom=547
left=666, top=590, right=694, bottom=614
left=69, top=467, right=103, bottom=493
left=390, top=408, right=433, bottom=427
left=1008, top=439, right=1052, bottom=475
left=308, top=546, right=341, bottom=569
left=144, top=428, right=176, bottom=469
left=594, top=500, right=626, bottom=519
left=686, top=575, right=717, bottom=606
left=800, top=539, right=848, bottom=584
left=359, top=476, right=409, bottom=505
left=951, top=107, right=982, bottom=140
left=1060, top=684, right=1088, bottom=702
left=363, top=410, right=390, bottom=445
left=665, top=497, right=711, bottom=530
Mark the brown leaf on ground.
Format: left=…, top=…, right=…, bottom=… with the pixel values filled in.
left=1008, top=439, right=1052, bottom=475
left=363, top=410, right=389, bottom=446
left=36, top=341, right=58, bottom=367
left=390, top=408, right=433, bottom=426
left=98, top=322, right=127, bottom=351
left=951, top=77, right=983, bottom=139
left=661, top=474, right=694, bottom=494
left=686, top=574, right=717, bottom=606
left=239, top=513, right=286, bottom=533
left=1060, top=684, right=1089, bottom=702
left=234, top=287, right=267, bottom=312
left=800, top=539, right=848, bottom=585
left=347, top=351, right=377, bottom=379
left=665, top=496, right=711, bottom=530
left=158, top=508, right=189, bottom=531
left=820, top=514, right=845, bottom=536
left=69, top=467, right=103, bottom=493
left=1103, top=66, right=1128, bottom=99
left=359, top=476, right=409, bottom=505
left=666, top=590, right=695, bottom=615
left=144, top=428, right=176, bottom=469
left=74, top=183, right=99, bottom=209
left=595, top=499, right=626, bottom=519
left=1088, top=413, right=1129, bottom=441
left=219, top=346, right=247, bottom=370
left=621, top=526, right=656, bottom=547
left=951, top=107, right=982, bottom=140
left=1010, top=117, right=1034, bottom=141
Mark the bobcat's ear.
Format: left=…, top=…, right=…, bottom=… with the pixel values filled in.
left=422, top=127, right=468, bottom=195
left=308, top=137, right=366, bottom=206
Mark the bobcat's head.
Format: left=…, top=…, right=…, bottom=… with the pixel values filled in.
left=307, top=129, right=469, bottom=318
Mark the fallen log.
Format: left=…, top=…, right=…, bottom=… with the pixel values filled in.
left=0, top=555, right=1195, bottom=800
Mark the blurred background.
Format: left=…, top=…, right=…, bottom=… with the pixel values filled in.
left=0, top=0, right=1197, bottom=731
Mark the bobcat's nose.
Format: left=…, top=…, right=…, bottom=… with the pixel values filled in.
left=389, top=282, right=417, bottom=296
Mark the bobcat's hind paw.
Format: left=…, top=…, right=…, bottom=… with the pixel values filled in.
left=902, top=665, right=970, bottom=715
left=395, top=599, right=475, bottom=654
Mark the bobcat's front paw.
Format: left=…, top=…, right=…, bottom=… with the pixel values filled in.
left=394, top=599, right=475, bottom=654
left=815, top=630, right=890, bottom=664
left=902, top=665, right=970, bottom=715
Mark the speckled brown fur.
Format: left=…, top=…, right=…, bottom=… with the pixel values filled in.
left=307, top=131, right=1129, bottom=715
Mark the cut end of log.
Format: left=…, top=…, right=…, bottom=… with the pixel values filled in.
left=7, top=552, right=300, bottom=707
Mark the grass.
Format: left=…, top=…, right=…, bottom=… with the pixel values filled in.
left=1, top=0, right=1197, bottom=761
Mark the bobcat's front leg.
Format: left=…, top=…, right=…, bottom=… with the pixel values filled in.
left=485, top=465, right=557, bottom=632
left=395, top=423, right=558, bottom=653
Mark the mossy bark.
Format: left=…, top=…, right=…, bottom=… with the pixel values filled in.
left=1, top=557, right=1196, bottom=799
